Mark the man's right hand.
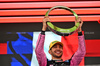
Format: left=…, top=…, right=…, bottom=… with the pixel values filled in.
left=42, top=16, right=50, bottom=31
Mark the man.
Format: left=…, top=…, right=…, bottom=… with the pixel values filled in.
left=35, top=16, right=86, bottom=66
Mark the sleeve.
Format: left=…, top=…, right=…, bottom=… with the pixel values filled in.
left=70, top=32, right=86, bottom=65
left=35, top=32, right=47, bottom=66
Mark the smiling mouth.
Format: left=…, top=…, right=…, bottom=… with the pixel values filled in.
left=55, top=51, right=62, bottom=54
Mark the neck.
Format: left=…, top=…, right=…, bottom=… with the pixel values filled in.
left=52, top=57, right=62, bottom=60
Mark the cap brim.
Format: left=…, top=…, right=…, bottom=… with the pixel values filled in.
left=49, top=41, right=63, bottom=50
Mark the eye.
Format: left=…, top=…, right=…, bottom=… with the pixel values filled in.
left=59, top=45, right=63, bottom=49
left=53, top=45, right=57, bottom=48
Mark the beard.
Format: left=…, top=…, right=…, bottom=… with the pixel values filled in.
left=51, top=50, right=63, bottom=58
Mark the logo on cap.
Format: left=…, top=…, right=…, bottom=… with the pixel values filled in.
left=52, top=41, right=58, bottom=44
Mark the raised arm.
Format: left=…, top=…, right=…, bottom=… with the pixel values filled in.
left=35, top=16, right=50, bottom=66
left=70, top=17, right=86, bottom=65
left=35, top=32, right=47, bottom=66
left=70, top=33, right=86, bottom=65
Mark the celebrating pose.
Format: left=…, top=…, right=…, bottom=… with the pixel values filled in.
left=35, top=16, right=86, bottom=66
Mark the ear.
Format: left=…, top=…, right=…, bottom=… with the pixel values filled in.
left=48, top=50, right=51, bottom=54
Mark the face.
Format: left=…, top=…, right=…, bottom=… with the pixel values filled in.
left=49, top=44, right=63, bottom=58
